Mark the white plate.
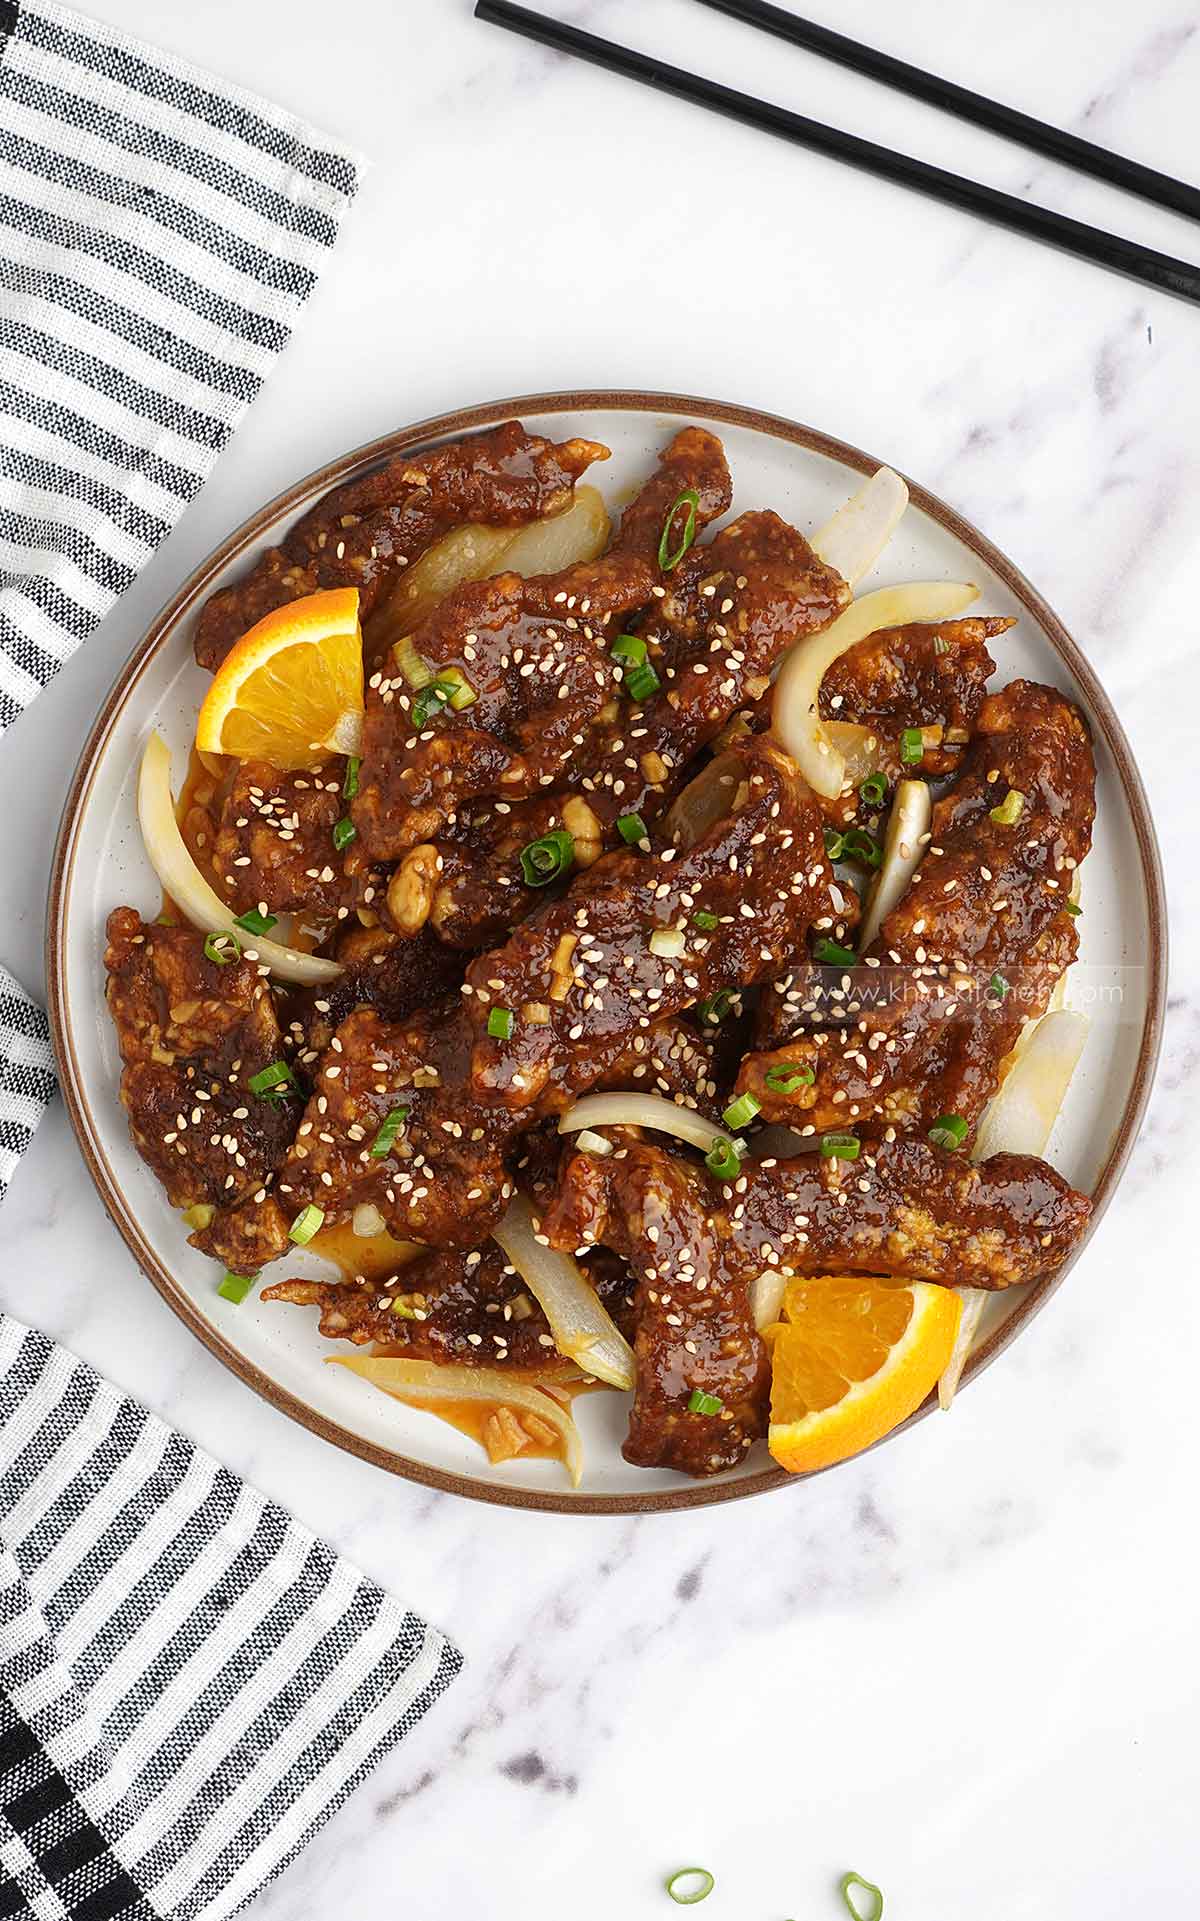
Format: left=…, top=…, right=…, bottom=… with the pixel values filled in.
left=47, top=393, right=1166, bottom=1514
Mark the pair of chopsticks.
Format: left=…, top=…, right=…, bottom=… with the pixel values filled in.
left=474, top=0, right=1200, bottom=307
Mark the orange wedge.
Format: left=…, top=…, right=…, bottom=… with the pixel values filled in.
left=196, top=587, right=364, bottom=770
left=767, top=1275, right=961, bottom=1473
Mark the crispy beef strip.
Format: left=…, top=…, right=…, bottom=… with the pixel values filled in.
left=104, top=909, right=296, bottom=1217
left=539, top=1143, right=770, bottom=1475
left=351, top=430, right=735, bottom=870
left=193, top=422, right=608, bottom=671
left=280, top=924, right=467, bottom=1064
left=737, top=680, right=1095, bottom=1132
left=210, top=760, right=378, bottom=920
left=263, top=1240, right=636, bottom=1364
left=204, top=738, right=834, bottom=1271
left=820, top=617, right=1011, bottom=780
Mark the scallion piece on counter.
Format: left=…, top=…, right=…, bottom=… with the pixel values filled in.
left=665, top=1867, right=715, bottom=1906
left=332, top=816, right=356, bottom=852
left=342, top=754, right=361, bottom=800
left=820, top=1131, right=860, bottom=1161
left=823, top=827, right=846, bottom=860
left=487, top=1007, right=515, bottom=1040
left=618, top=811, right=649, bottom=846
left=989, top=786, right=1025, bottom=826
left=610, top=632, right=647, bottom=670
left=692, top=909, right=718, bottom=931
left=928, top=1112, right=969, bottom=1151
left=813, top=937, right=857, bottom=968
left=687, top=1389, right=723, bottom=1416
left=519, top=829, right=574, bottom=887
left=722, top=1092, right=760, bottom=1131
left=234, top=907, right=277, bottom=937
left=899, top=727, right=924, bottom=764
left=1064, top=899, right=1082, bottom=916
left=370, top=1106, right=410, bottom=1158
left=217, top=1271, right=255, bottom=1305
left=248, top=1061, right=295, bottom=1099
left=624, top=660, right=661, bottom=703
left=203, top=931, right=241, bottom=967
left=658, top=487, right=700, bottom=571
left=859, top=772, right=888, bottom=808
left=839, top=1870, right=884, bottom=1921
left=988, top=971, right=1010, bottom=1000
left=698, top=989, right=733, bottom=1026
left=765, top=1062, right=815, bottom=1093
left=705, top=1135, right=742, bottom=1181
left=288, top=1204, right=324, bottom=1245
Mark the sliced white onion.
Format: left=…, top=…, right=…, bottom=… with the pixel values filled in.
left=138, top=733, right=341, bottom=985
left=501, top=484, right=610, bottom=576
left=575, top=1129, right=615, bottom=1157
left=971, top=1009, right=1090, bottom=1164
left=857, top=777, right=933, bottom=954
left=939, top=1008, right=1090, bottom=1410
left=824, top=720, right=884, bottom=785
left=772, top=581, right=978, bottom=798
left=751, top=1269, right=788, bottom=1331
left=937, top=1290, right=988, bottom=1412
left=649, top=927, right=686, bottom=958
left=492, top=1194, right=636, bottom=1392
left=352, top=1202, right=386, bottom=1238
left=811, top=466, right=909, bottom=588
left=329, top=1353, right=584, bottom=1487
left=663, top=751, right=743, bottom=850
left=559, top=1091, right=727, bottom=1156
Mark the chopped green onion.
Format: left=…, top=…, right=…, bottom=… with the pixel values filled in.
left=392, top=634, right=433, bottom=691
left=519, top=829, right=574, bottom=887
left=697, top=989, right=733, bottom=1026
left=487, top=1007, right=515, bottom=1040
left=989, top=787, right=1025, bottom=826
left=839, top=1870, right=884, bottom=1921
left=370, top=1105, right=410, bottom=1158
left=705, top=1135, right=742, bottom=1181
left=624, top=661, right=661, bottom=703
left=342, top=754, right=361, bottom=800
left=410, top=681, right=449, bottom=728
left=665, top=1867, right=715, bottom=1906
left=692, top=909, right=718, bottom=931
left=813, top=937, right=857, bottom=968
left=1064, top=899, right=1082, bottom=916
left=332, top=816, right=356, bottom=852
left=820, top=1131, right=860, bottom=1160
left=288, top=1204, right=324, bottom=1245
left=438, top=666, right=477, bottom=711
left=658, top=488, right=700, bottom=571
left=765, top=1062, right=815, bottom=1093
left=823, top=827, right=846, bottom=860
left=988, top=971, right=1010, bottom=1000
left=899, top=727, right=924, bottom=764
left=618, top=811, right=649, bottom=846
left=203, top=931, right=241, bottom=967
left=928, top=1111, right=969, bottom=1151
left=933, top=634, right=951, bottom=655
left=217, top=1271, right=255, bottom=1305
left=687, top=1389, right=723, bottom=1416
left=859, top=772, right=888, bottom=809
left=841, top=827, right=882, bottom=870
left=248, top=1061, right=295, bottom=1099
left=610, top=632, right=647, bottom=669
left=234, top=907, right=277, bottom=937
left=722, top=1092, right=761, bottom=1131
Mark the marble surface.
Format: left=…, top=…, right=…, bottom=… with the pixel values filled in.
left=1, top=0, right=1197, bottom=1912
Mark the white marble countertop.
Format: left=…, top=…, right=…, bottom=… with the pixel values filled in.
left=2, top=0, right=1198, bottom=1912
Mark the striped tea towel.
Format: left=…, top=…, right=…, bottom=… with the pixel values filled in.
left=0, top=963, right=54, bottom=1198
left=0, top=0, right=365, bottom=1187
left=0, top=1314, right=463, bottom=1921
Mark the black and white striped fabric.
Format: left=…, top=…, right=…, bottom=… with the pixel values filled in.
left=0, top=0, right=363, bottom=1184
left=0, top=965, right=54, bottom=1200
left=0, top=1315, right=462, bottom=1921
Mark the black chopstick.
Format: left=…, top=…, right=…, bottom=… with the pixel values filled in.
left=692, top=0, right=1200, bottom=224
left=474, top=0, right=1200, bottom=309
